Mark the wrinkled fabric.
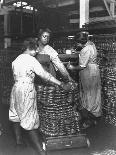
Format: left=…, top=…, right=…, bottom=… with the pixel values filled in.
left=79, top=41, right=102, bottom=117
left=9, top=81, right=39, bottom=130
left=37, top=45, right=70, bottom=78
left=9, top=54, right=52, bottom=130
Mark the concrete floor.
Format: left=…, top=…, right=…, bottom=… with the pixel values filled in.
left=0, top=104, right=116, bottom=155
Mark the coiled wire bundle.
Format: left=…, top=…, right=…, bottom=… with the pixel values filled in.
left=36, top=83, right=80, bottom=136
left=103, top=66, right=116, bottom=126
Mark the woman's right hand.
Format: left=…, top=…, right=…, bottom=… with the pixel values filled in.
left=60, top=82, right=77, bottom=91
left=67, top=62, right=74, bottom=70
left=60, top=82, right=72, bottom=91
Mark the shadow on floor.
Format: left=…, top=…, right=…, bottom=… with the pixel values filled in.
left=0, top=104, right=116, bottom=155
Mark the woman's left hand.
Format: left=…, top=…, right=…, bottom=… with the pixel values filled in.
left=67, top=62, right=74, bottom=70
left=68, top=76, right=75, bottom=83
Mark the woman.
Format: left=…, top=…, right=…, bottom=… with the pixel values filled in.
left=67, top=32, right=102, bottom=128
left=9, top=38, right=71, bottom=155
left=36, top=28, right=72, bottom=81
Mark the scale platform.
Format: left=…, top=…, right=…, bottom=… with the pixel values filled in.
left=38, top=132, right=90, bottom=153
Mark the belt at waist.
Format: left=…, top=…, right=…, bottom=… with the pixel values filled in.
left=88, top=62, right=97, bottom=65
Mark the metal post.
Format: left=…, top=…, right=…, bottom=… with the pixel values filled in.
left=79, top=0, right=89, bottom=28
left=20, top=0, right=23, bottom=35
left=32, top=7, right=35, bottom=34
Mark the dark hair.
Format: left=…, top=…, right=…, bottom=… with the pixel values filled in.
left=88, top=35, right=93, bottom=41
left=76, top=31, right=89, bottom=44
left=23, top=38, right=37, bottom=51
left=38, top=28, right=52, bottom=38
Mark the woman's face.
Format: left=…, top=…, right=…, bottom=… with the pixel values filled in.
left=39, top=32, right=50, bottom=45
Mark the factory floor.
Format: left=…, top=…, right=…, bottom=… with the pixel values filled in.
left=0, top=103, right=116, bottom=155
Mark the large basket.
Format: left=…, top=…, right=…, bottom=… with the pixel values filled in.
left=36, top=83, right=80, bottom=137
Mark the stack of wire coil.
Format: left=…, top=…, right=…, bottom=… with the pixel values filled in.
left=36, top=82, right=80, bottom=136
left=103, top=65, right=116, bottom=126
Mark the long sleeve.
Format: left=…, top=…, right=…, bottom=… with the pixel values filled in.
left=48, top=46, right=70, bottom=78
left=32, top=57, right=61, bottom=86
left=37, top=45, right=71, bottom=79
left=52, top=55, right=70, bottom=78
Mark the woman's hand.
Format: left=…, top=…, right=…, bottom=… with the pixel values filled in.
left=60, top=81, right=77, bottom=91
left=67, top=62, right=74, bottom=70
left=60, top=82, right=72, bottom=91
left=68, top=76, right=76, bottom=83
